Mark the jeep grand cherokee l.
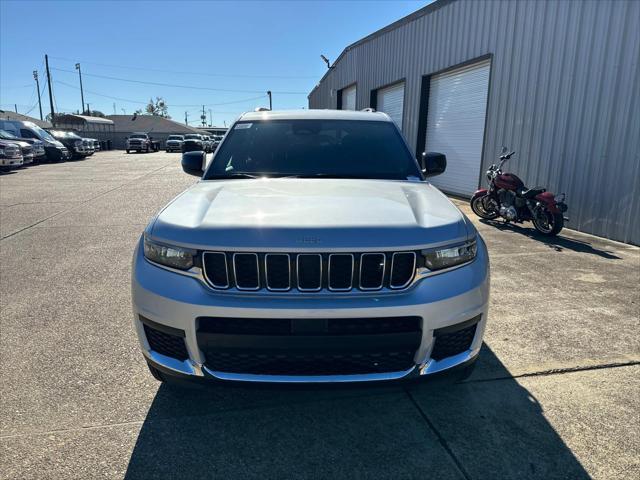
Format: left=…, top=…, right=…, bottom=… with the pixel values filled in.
left=132, top=110, right=489, bottom=384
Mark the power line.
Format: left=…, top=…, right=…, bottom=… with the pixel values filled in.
left=48, top=55, right=319, bottom=79
left=54, top=79, right=268, bottom=107
left=50, top=67, right=307, bottom=95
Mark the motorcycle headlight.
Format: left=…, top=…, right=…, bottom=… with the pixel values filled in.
left=143, top=235, right=196, bottom=270
left=422, top=239, right=477, bottom=271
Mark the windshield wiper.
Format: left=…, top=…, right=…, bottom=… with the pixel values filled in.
left=205, top=173, right=260, bottom=180
left=280, top=173, right=364, bottom=179
left=280, top=173, right=402, bottom=180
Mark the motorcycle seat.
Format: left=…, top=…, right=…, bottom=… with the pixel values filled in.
left=518, top=187, right=546, bottom=198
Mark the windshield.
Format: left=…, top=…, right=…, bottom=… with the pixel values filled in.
left=28, top=123, right=55, bottom=142
left=203, top=120, right=421, bottom=180
left=50, top=130, right=81, bottom=139
left=168, top=135, right=183, bottom=140
left=184, top=134, right=201, bottom=140
left=130, top=134, right=147, bottom=139
left=0, top=129, right=18, bottom=139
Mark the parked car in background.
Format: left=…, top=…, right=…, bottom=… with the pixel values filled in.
left=182, top=133, right=204, bottom=153
left=125, top=133, right=160, bottom=153
left=202, top=135, right=213, bottom=153
left=82, top=138, right=95, bottom=156
left=165, top=135, right=184, bottom=152
left=0, top=140, right=24, bottom=169
left=47, top=130, right=89, bottom=159
left=0, top=119, right=69, bottom=162
left=89, top=138, right=100, bottom=151
left=212, top=135, right=223, bottom=150
left=0, top=129, right=43, bottom=164
left=133, top=110, right=489, bottom=385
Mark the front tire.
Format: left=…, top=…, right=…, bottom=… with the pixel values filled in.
left=533, top=210, right=564, bottom=236
left=470, top=192, right=499, bottom=220
left=126, top=149, right=130, bottom=154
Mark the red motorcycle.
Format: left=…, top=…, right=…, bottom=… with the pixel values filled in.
left=470, top=148, right=568, bottom=236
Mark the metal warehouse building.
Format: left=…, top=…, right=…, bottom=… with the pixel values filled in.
left=309, top=0, right=639, bottom=244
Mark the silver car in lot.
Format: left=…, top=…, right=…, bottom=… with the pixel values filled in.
left=132, top=110, right=490, bottom=385
left=165, top=135, right=184, bottom=152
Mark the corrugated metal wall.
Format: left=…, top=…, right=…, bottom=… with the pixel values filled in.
left=309, top=0, right=640, bottom=244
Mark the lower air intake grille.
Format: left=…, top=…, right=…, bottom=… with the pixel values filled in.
left=430, top=320, right=479, bottom=361
left=203, top=351, right=415, bottom=375
left=143, top=324, right=189, bottom=361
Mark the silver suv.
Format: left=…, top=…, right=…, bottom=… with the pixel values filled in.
left=132, top=110, right=489, bottom=385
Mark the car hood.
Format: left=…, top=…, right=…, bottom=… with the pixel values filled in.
left=150, top=179, right=473, bottom=250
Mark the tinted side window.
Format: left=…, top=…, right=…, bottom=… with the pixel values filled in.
left=20, top=129, right=38, bottom=139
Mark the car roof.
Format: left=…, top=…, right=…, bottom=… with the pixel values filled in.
left=238, top=109, right=392, bottom=122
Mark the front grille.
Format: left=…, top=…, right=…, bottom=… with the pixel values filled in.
left=143, top=324, right=189, bottom=361
left=430, top=320, right=479, bottom=361
left=201, top=251, right=418, bottom=292
left=203, top=351, right=415, bottom=375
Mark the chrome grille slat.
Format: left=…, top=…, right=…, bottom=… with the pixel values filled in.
left=359, top=253, right=386, bottom=291
left=265, top=253, right=291, bottom=291
left=296, top=254, right=322, bottom=292
left=232, top=253, right=260, bottom=290
left=328, top=254, right=354, bottom=291
left=202, top=252, right=230, bottom=289
left=389, top=252, right=417, bottom=289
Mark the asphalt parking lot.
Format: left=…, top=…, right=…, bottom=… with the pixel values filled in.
left=1, top=151, right=639, bottom=479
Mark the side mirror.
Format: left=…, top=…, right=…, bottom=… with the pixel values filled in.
left=421, top=152, right=447, bottom=177
left=181, top=151, right=205, bottom=177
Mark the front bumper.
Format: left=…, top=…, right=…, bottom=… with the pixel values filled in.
left=45, top=146, right=69, bottom=161
left=132, top=238, right=490, bottom=383
left=0, top=157, right=23, bottom=167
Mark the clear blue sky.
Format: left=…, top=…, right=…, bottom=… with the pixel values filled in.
left=1, top=0, right=427, bottom=127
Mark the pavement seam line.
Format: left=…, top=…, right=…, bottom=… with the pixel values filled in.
left=465, top=359, right=640, bottom=384
left=403, top=387, right=473, bottom=480
left=0, top=162, right=173, bottom=241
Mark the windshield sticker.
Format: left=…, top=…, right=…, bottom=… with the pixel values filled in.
left=234, top=123, right=252, bottom=130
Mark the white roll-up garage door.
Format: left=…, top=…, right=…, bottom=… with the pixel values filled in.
left=341, top=85, right=357, bottom=110
left=425, top=60, right=490, bottom=196
left=377, top=82, right=405, bottom=130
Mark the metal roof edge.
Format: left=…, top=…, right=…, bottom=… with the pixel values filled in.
left=308, top=0, right=454, bottom=99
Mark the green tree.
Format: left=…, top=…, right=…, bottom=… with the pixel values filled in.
left=144, top=97, right=169, bottom=118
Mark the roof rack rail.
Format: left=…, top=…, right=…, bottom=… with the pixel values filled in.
left=254, top=107, right=271, bottom=112
left=361, top=107, right=376, bottom=112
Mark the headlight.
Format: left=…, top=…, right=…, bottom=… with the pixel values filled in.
left=143, top=235, right=196, bottom=270
left=422, top=239, right=477, bottom=271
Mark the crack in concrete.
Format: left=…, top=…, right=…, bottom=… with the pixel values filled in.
left=465, top=359, right=640, bottom=384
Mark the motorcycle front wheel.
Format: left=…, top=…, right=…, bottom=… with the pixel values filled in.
left=532, top=209, right=564, bottom=236
left=470, top=193, right=499, bottom=220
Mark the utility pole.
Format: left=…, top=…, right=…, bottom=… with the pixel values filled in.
left=184, top=111, right=188, bottom=126
left=75, top=63, right=85, bottom=114
left=208, top=109, right=212, bottom=127
left=267, top=90, right=272, bottom=110
left=86, top=103, right=90, bottom=116
left=14, top=104, right=18, bottom=113
left=45, top=54, right=55, bottom=126
left=33, top=71, right=43, bottom=120
left=201, top=105, right=206, bottom=127
left=113, top=102, right=116, bottom=115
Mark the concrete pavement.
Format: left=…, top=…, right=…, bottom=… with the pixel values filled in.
left=1, top=151, right=638, bottom=479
